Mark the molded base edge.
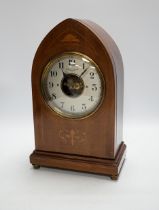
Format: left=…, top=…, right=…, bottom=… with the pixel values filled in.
left=30, top=142, right=126, bottom=180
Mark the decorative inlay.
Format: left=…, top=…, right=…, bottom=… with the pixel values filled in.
left=59, top=128, right=86, bottom=146
left=61, top=34, right=79, bottom=42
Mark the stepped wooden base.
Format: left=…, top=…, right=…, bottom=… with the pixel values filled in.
left=30, top=142, right=126, bottom=180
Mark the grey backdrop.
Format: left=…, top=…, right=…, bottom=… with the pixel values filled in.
left=0, top=0, right=159, bottom=210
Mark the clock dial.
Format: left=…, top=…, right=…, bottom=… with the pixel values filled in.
left=41, top=52, right=105, bottom=118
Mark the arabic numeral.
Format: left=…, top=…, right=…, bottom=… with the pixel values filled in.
left=82, top=104, right=87, bottom=110
left=49, top=82, right=54, bottom=88
left=88, top=96, right=94, bottom=101
left=92, top=84, right=97, bottom=91
left=69, top=59, right=75, bottom=66
left=51, top=71, right=57, bottom=77
left=70, top=105, right=75, bottom=111
left=59, top=62, right=64, bottom=69
left=51, top=93, right=56, bottom=100
left=60, top=102, right=64, bottom=108
left=90, top=72, right=94, bottom=79
left=83, top=63, right=85, bottom=69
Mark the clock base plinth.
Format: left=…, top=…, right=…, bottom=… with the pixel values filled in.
left=30, top=142, right=126, bottom=180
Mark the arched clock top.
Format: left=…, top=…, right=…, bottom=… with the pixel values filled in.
left=32, top=18, right=123, bottom=80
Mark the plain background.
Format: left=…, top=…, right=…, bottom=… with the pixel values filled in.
left=0, top=0, right=159, bottom=209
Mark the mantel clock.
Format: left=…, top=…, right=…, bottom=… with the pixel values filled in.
left=30, top=18, right=126, bottom=180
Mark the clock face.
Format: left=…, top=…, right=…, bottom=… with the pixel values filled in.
left=41, top=52, right=105, bottom=119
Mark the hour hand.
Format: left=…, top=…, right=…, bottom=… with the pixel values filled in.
left=61, top=69, right=67, bottom=77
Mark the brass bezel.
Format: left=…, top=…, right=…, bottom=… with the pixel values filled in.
left=41, top=52, right=105, bottom=120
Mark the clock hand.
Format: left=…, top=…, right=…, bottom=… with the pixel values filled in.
left=61, top=68, right=67, bottom=78
left=79, top=66, right=90, bottom=78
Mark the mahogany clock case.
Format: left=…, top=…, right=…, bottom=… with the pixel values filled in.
left=30, top=18, right=126, bottom=180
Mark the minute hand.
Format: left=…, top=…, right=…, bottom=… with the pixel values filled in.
left=79, top=66, right=90, bottom=78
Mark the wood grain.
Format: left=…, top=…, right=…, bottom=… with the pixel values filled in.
left=30, top=18, right=126, bottom=179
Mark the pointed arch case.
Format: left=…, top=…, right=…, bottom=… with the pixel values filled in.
left=30, top=18, right=126, bottom=180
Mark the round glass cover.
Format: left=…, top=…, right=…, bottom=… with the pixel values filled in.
left=41, top=52, right=105, bottom=119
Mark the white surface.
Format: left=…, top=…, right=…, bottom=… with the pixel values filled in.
left=45, top=53, right=103, bottom=118
left=0, top=0, right=159, bottom=210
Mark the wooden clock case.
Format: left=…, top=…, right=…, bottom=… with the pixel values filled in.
left=30, top=18, right=126, bottom=180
